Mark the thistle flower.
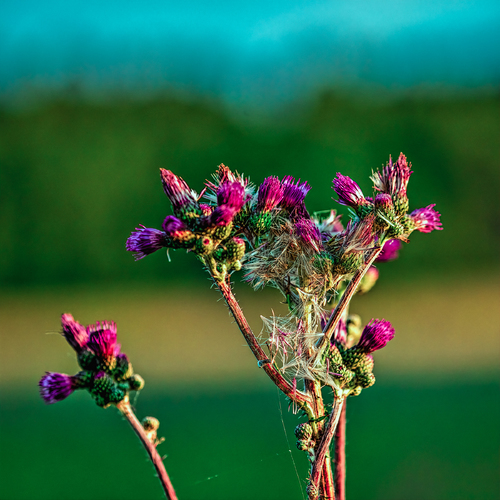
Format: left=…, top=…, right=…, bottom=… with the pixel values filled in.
left=376, top=239, right=402, bottom=262
left=409, top=204, right=443, bottom=233
left=332, top=173, right=372, bottom=210
left=371, top=153, right=412, bottom=197
left=87, top=321, right=121, bottom=358
left=295, top=218, right=322, bottom=253
left=160, top=169, right=199, bottom=212
left=126, top=226, right=168, bottom=260
left=39, top=372, right=77, bottom=404
left=256, top=176, right=284, bottom=212
left=207, top=181, right=245, bottom=226
left=61, top=313, right=88, bottom=353
left=333, top=317, right=347, bottom=345
left=280, top=176, right=311, bottom=218
left=356, top=319, right=395, bottom=353
left=161, top=215, right=187, bottom=236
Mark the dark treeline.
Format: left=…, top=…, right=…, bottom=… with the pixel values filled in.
left=1, top=90, right=498, bottom=286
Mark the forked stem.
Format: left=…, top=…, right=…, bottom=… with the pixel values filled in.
left=215, top=277, right=312, bottom=409
left=116, top=399, right=178, bottom=500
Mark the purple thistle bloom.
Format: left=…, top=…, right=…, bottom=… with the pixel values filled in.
left=216, top=181, right=245, bottom=210
left=409, top=204, right=443, bottom=233
left=126, top=226, right=168, bottom=260
left=160, top=169, right=198, bottom=211
left=371, top=153, right=413, bottom=196
left=357, top=319, right=395, bottom=353
left=162, top=215, right=188, bottom=236
left=61, top=313, right=88, bottom=352
left=332, top=173, right=371, bottom=209
left=376, top=239, right=402, bottom=262
left=87, top=321, right=121, bottom=358
left=341, top=216, right=376, bottom=253
left=333, top=318, right=347, bottom=345
left=257, top=176, right=284, bottom=212
left=374, top=193, right=394, bottom=211
left=39, top=372, right=76, bottom=404
left=295, top=218, right=322, bottom=252
left=280, top=176, right=311, bottom=213
left=206, top=181, right=245, bottom=227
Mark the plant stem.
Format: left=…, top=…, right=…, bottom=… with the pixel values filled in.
left=215, top=277, right=312, bottom=408
left=309, top=397, right=345, bottom=497
left=116, top=399, right=178, bottom=500
left=334, top=403, right=346, bottom=500
left=316, top=248, right=382, bottom=355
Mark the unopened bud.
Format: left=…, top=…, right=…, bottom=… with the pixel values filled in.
left=142, top=416, right=160, bottom=432
left=294, top=423, right=313, bottom=440
left=128, top=374, right=145, bottom=391
left=357, top=266, right=379, bottom=295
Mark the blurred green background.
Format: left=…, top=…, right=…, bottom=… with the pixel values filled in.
left=1, top=2, right=500, bottom=500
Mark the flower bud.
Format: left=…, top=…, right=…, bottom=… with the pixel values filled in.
left=142, top=417, right=160, bottom=432
left=128, top=374, right=145, bottom=391
left=294, top=423, right=313, bottom=440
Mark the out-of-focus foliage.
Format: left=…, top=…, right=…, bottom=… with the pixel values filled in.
left=1, top=90, right=498, bottom=285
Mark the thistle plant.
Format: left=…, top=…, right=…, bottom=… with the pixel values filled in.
left=39, top=314, right=178, bottom=500
left=40, top=153, right=441, bottom=499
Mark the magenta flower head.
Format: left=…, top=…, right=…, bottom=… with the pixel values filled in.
left=332, top=173, right=371, bottom=210
left=208, top=181, right=245, bottom=226
left=376, top=239, right=402, bottom=262
left=87, top=321, right=121, bottom=358
left=257, top=176, right=284, bottom=212
left=371, top=153, right=412, bottom=196
left=295, top=218, right=322, bottom=252
left=409, top=204, right=443, bottom=233
left=126, top=226, right=167, bottom=260
left=61, top=313, right=88, bottom=352
left=374, top=193, right=394, bottom=212
left=280, top=176, right=311, bottom=217
left=39, top=372, right=76, bottom=404
left=162, top=215, right=188, bottom=236
left=160, top=169, right=198, bottom=212
left=333, top=318, right=347, bottom=345
left=357, top=319, right=395, bottom=353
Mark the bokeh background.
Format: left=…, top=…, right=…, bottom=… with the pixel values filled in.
left=1, top=1, right=499, bottom=499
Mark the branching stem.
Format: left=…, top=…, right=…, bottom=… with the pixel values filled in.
left=116, top=399, right=178, bottom=500
left=215, top=277, right=312, bottom=409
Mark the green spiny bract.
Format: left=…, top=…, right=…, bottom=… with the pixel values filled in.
left=329, top=251, right=364, bottom=275
left=328, top=344, right=343, bottom=365
left=166, top=230, right=196, bottom=249
left=213, top=223, right=233, bottom=242
left=98, top=354, right=117, bottom=373
left=77, top=350, right=98, bottom=371
left=248, top=212, right=273, bottom=235
left=194, top=235, right=215, bottom=255
left=90, top=372, right=117, bottom=406
left=354, top=371, right=376, bottom=389
left=296, top=439, right=316, bottom=451
left=73, top=370, right=93, bottom=388
left=113, top=355, right=134, bottom=382
left=392, top=194, right=409, bottom=217
left=225, top=237, right=246, bottom=263
left=294, top=422, right=313, bottom=440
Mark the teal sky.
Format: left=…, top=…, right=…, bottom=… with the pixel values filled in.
left=1, top=0, right=499, bottom=106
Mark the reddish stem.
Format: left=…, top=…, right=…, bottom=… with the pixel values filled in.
left=309, top=397, right=345, bottom=496
left=116, top=399, right=178, bottom=500
left=334, top=403, right=346, bottom=500
left=216, top=278, right=312, bottom=408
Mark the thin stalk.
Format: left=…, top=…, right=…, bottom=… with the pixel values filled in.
left=215, top=278, right=312, bottom=408
left=116, top=399, right=178, bottom=500
left=334, top=403, right=346, bottom=500
left=316, top=248, right=382, bottom=356
left=309, top=397, right=345, bottom=495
